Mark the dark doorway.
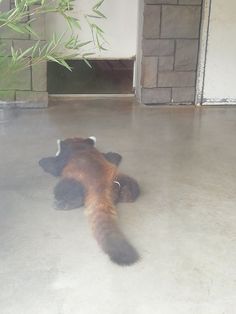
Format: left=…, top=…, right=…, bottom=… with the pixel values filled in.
left=47, top=59, right=134, bottom=94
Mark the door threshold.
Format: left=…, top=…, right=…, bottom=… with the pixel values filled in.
left=49, top=94, right=135, bottom=100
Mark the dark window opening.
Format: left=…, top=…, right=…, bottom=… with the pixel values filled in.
left=47, top=59, right=134, bottom=94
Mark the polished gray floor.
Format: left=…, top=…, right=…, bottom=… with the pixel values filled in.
left=0, top=98, right=236, bottom=314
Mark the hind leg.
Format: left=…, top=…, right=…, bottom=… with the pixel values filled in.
left=54, top=178, right=85, bottom=210
left=53, top=175, right=140, bottom=210
left=116, top=174, right=140, bottom=203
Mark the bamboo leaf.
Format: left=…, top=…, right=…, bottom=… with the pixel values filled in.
left=7, top=22, right=26, bottom=33
left=66, top=15, right=81, bottom=30
left=82, top=52, right=94, bottom=57
left=94, top=24, right=104, bottom=33
left=98, top=45, right=107, bottom=51
left=45, top=40, right=55, bottom=53
left=0, top=18, right=8, bottom=22
left=86, top=15, right=100, bottom=19
left=52, top=32, right=57, bottom=45
left=57, top=58, right=72, bottom=71
left=25, top=24, right=39, bottom=38
left=11, top=46, right=17, bottom=61
left=76, top=40, right=92, bottom=48
left=0, top=0, right=106, bottom=76
left=93, top=9, right=106, bottom=19
left=47, top=55, right=72, bottom=71
left=47, top=55, right=62, bottom=63
left=38, top=41, right=48, bottom=55
left=6, top=9, right=18, bottom=20
left=31, top=40, right=40, bottom=57
left=17, top=45, right=35, bottom=58
left=82, top=57, right=92, bottom=68
left=92, top=0, right=104, bottom=10
left=66, top=39, right=92, bottom=50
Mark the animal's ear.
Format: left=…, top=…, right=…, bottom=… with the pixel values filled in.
left=39, top=157, right=64, bottom=177
left=84, top=136, right=96, bottom=146
left=103, top=152, right=122, bottom=166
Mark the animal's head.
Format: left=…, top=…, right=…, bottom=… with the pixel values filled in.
left=56, top=136, right=96, bottom=157
left=39, top=136, right=96, bottom=176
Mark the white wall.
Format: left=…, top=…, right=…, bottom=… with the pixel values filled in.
left=46, top=0, right=138, bottom=59
left=202, top=0, right=236, bottom=103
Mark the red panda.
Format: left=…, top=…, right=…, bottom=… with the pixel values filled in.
left=58, top=137, right=140, bottom=266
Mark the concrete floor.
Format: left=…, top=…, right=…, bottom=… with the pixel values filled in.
left=0, top=97, right=236, bottom=314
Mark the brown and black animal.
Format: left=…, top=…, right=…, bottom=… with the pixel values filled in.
left=39, top=137, right=140, bottom=265
left=39, top=148, right=139, bottom=210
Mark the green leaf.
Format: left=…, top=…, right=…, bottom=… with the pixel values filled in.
left=82, top=52, right=94, bottom=57
left=94, top=24, right=104, bottom=33
left=66, top=16, right=81, bottom=30
left=17, top=45, right=35, bottom=58
left=86, top=15, right=101, bottom=19
left=93, top=9, right=106, bottom=19
left=25, top=24, right=39, bottom=38
left=76, top=40, right=92, bottom=48
left=57, top=58, right=72, bottom=71
left=0, top=0, right=106, bottom=77
left=66, top=38, right=92, bottom=50
left=7, top=22, right=26, bottom=33
left=31, top=41, right=40, bottom=57
left=47, top=55, right=62, bottom=63
left=82, top=57, right=92, bottom=68
left=38, top=42, right=48, bottom=55
left=7, top=8, right=20, bottom=20
left=47, top=55, right=72, bottom=71
left=11, top=46, right=16, bottom=61
left=45, top=40, right=55, bottom=54
left=93, top=0, right=104, bottom=10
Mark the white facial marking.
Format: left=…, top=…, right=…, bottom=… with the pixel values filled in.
left=89, top=136, right=96, bottom=145
left=56, top=139, right=61, bottom=156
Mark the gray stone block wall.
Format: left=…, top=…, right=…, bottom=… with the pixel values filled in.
left=0, top=0, right=48, bottom=107
left=137, top=0, right=202, bottom=104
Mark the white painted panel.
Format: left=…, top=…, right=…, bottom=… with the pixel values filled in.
left=203, top=0, right=236, bottom=103
left=45, top=0, right=138, bottom=59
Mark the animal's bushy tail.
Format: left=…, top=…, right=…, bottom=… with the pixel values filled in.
left=87, top=202, right=139, bottom=266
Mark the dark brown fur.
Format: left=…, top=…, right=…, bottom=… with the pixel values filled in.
left=60, top=138, right=139, bottom=265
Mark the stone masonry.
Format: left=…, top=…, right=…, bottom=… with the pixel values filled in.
left=0, top=0, right=48, bottom=107
left=137, top=0, right=202, bottom=105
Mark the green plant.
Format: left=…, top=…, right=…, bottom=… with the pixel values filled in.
left=0, top=0, right=106, bottom=78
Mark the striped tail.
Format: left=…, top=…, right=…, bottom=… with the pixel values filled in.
left=87, top=202, right=139, bottom=266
